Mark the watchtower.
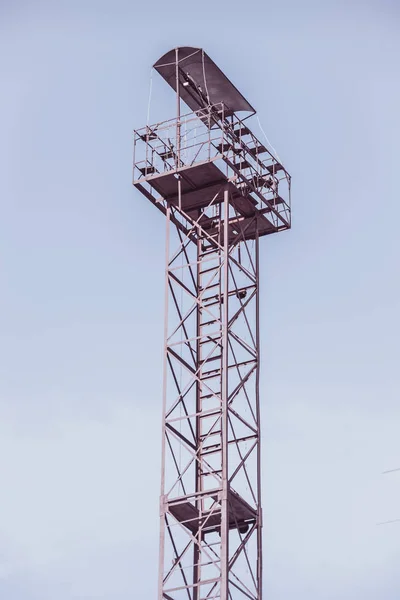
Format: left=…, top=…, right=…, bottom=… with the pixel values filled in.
left=133, top=47, right=291, bottom=600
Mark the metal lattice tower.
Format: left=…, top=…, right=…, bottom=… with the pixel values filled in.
left=133, top=47, right=291, bottom=600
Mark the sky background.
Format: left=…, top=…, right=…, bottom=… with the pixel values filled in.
left=1, top=0, right=400, bottom=598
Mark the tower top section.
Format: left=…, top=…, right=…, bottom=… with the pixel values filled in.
left=154, top=47, right=255, bottom=117
left=133, top=47, right=291, bottom=240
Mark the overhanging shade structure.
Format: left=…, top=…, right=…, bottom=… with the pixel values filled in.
left=133, top=47, right=291, bottom=600
left=154, top=47, right=255, bottom=117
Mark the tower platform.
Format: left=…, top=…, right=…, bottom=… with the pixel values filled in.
left=169, top=488, right=257, bottom=535
left=133, top=103, right=291, bottom=242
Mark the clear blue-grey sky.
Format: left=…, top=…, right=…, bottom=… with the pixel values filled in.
left=1, top=0, right=400, bottom=598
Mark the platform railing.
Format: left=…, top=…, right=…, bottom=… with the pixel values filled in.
left=133, top=103, right=226, bottom=179
left=133, top=103, right=291, bottom=228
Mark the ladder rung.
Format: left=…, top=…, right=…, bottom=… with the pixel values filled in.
left=201, top=446, right=222, bottom=456
left=201, top=430, right=221, bottom=439
left=203, top=298, right=222, bottom=307
left=202, top=369, right=221, bottom=380
left=202, top=294, right=219, bottom=303
left=199, top=266, right=219, bottom=276
left=199, top=338, right=221, bottom=346
left=199, top=283, right=219, bottom=292
left=202, top=354, right=222, bottom=363
left=200, top=247, right=219, bottom=257
left=200, top=319, right=218, bottom=327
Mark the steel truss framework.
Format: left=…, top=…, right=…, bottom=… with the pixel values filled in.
left=133, top=47, right=291, bottom=600
left=158, top=187, right=263, bottom=600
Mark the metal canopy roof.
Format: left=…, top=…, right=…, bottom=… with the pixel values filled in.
left=153, top=47, right=256, bottom=116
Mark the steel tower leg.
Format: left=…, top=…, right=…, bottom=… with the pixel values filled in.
left=220, top=188, right=230, bottom=600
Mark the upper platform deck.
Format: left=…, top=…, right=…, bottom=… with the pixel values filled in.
left=133, top=103, right=291, bottom=241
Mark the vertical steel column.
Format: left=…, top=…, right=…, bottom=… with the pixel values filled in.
left=158, top=205, right=171, bottom=600
left=220, top=188, right=230, bottom=600
left=255, top=226, right=262, bottom=600
left=193, top=225, right=201, bottom=600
